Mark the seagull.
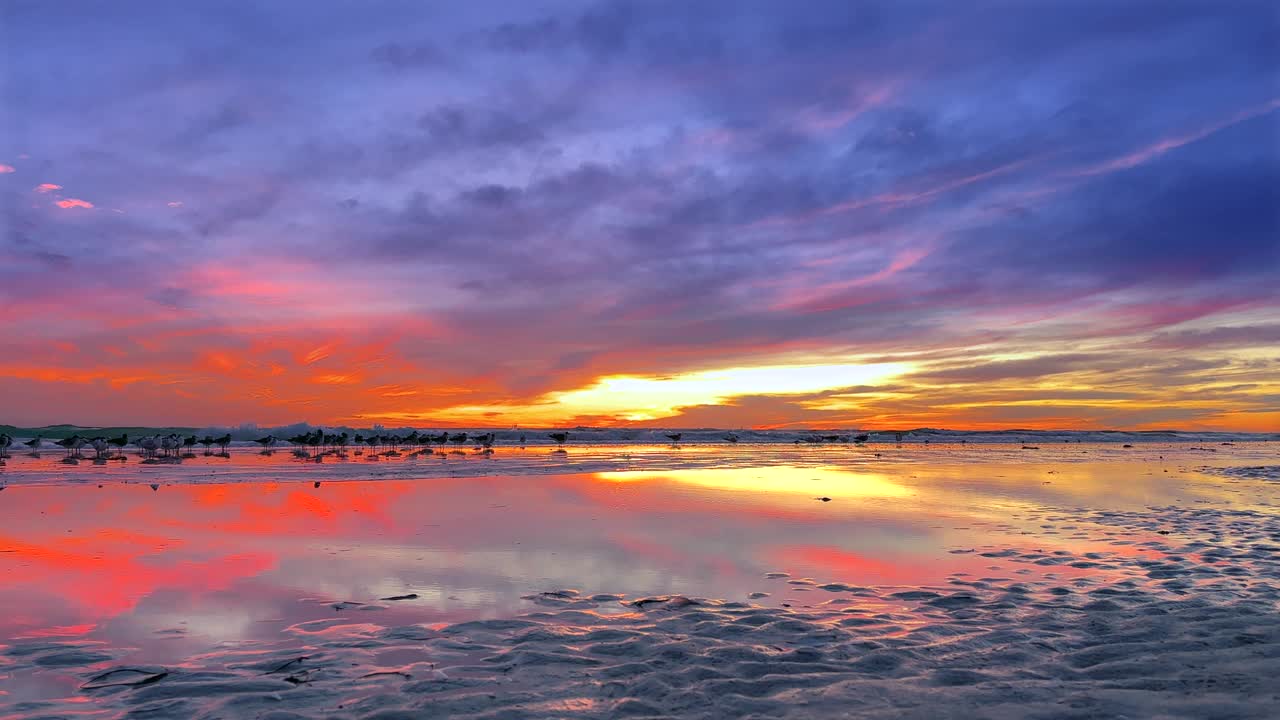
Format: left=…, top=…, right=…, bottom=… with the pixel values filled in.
left=89, top=436, right=109, bottom=458
left=723, top=432, right=739, bottom=443
left=160, top=434, right=180, bottom=456
left=473, top=432, right=495, bottom=448
left=183, top=435, right=197, bottom=454
left=199, top=435, right=214, bottom=453
left=448, top=433, right=469, bottom=445
left=137, top=435, right=159, bottom=458
left=0, top=434, right=11, bottom=456
left=548, top=432, right=568, bottom=446
left=108, top=434, right=128, bottom=456
left=665, top=432, right=682, bottom=444
left=24, top=436, right=42, bottom=454
left=255, top=435, right=277, bottom=449
left=214, top=434, right=231, bottom=452
left=854, top=433, right=869, bottom=443
left=56, top=435, right=83, bottom=456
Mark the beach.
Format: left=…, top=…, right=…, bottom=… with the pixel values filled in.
left=1, top=440, right=1277, bottom=718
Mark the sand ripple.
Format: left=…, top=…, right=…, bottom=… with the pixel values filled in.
left=4, top=505, right=1279, bottom=719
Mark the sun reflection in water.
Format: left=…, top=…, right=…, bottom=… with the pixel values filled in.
left=596, top=465, right=910, bottom=499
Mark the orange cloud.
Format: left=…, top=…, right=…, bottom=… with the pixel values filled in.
left=55, top=198, right=94, bottom=209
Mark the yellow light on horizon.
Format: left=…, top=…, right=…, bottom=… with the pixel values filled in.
left=359, top=360, right=914, bottom=425
left=546, top=361, right=912, bottom=420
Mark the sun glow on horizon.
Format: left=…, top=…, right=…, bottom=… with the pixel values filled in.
left=548, top=362, right=914, bottom=421
left=364, top=360, right=916, bottom=425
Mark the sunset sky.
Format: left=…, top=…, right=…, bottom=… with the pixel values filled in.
left=1, top=1, right=1277, bottom=430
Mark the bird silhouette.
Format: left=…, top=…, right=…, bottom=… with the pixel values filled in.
left=665, top=433, right=682, bottom=443
left=548, top=432, right=569, bottom=445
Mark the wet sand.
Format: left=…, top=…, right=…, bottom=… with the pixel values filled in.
left=1, top=443, right=1277, bottom=718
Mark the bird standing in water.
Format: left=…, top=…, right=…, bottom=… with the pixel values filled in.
left=549, top=432, right=568, bottom=446
left=56, top=436, right=83, bottom=456
left=24, top=437, right=42, bottom=455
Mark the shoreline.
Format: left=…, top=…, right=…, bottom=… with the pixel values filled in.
left=1, top=441, right=1276, bottom=489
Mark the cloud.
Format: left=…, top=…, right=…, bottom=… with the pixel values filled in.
left=35, top=183, right=62, bottom=193
left=0, top=0, right=1276, bottom=429
left=370, top=42, right=448, bottom=70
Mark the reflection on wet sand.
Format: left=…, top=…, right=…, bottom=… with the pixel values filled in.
left=1, top=446, right=1277, bottom=708
left=598, top=466, right=911, bottom=499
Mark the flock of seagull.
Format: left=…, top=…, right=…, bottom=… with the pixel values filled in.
left=0, top=428, right=900, bottom=463
left=0, top=432, right=231, bottom=459
left=0, top=429, right=574, bottom=461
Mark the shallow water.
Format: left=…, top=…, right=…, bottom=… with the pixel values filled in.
left=1, top=443, right=1277, bottom=715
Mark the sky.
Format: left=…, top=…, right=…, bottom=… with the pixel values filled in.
left=1, top=0, right=1278, bottom=431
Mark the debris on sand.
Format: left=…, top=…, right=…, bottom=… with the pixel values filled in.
left=81, top=668, right=168, bottom=690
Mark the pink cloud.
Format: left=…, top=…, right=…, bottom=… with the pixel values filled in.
left=0, top=164, right=15, bottom=173
left=55, top=198, right=94, bottom=209
left=793, top=77, right=904, bottom=133
left=752, top=154, right=1047, bottom=230
left=1072, top=98, right=1280, bottom=177
left=35, top=183, right=62, bottom=193
left=772, top=244, right=934, bottom=312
